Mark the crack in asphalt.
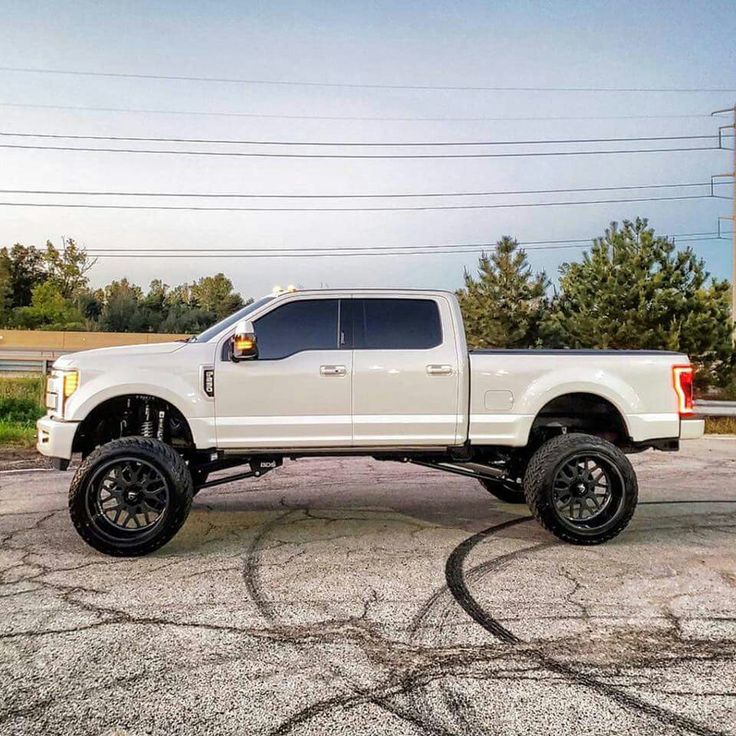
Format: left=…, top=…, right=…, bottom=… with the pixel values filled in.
left=2, top=467, right=736, bottom=735
left=241, top=506, right=514, bottom=736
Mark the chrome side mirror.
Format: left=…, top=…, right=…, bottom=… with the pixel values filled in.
left=232, top=320, right=258, bottom=361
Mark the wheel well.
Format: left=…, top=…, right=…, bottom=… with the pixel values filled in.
left=72, top=394, right=195, bottom=457
left=529, top=393, right=630, bottom=447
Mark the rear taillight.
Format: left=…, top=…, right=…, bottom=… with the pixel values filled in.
left=672, top=365, right=694, bottom=416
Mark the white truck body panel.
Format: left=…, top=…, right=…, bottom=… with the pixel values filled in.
left=468, top=351, right=683, bottom=445
left=51, top=341, right=218, bottom=449
left=37, top=288, right=703, bottom=461
left=215, top=347, right=353, bottom=447
left=349, top=292, right=466, bottom=446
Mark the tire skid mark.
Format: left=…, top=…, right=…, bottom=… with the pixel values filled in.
left=437, top=682, right=485, bottom=736
left=404, top=535, right=556, bottom=734
left=408, top=516, right=538, bottom=643
left=405, top=517, right=540, bottom=736
left=444, top=507, right=731, bottom=736
left=242, top=509, right=300, bottom=623
left=266, top=656, right=510, bottom=736
left=444, top=517, right=530, bottom=644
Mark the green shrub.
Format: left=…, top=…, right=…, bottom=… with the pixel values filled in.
left=718, top=373, right=736, bottom=401
left=0, top=397, right=44, bottom=425
left=0, top=376, right=45, bottom=403
left=0, top=420, right=36, bottom=447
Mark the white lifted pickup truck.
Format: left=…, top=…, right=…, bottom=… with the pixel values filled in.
left=37, top=289, right=703, bottom=556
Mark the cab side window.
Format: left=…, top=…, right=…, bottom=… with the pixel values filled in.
left=353, top=298, right=442, bottom=349
left=254, top=299, right=339, bottom=359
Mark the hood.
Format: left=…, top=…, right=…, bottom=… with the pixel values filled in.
left=53, top=341, right=187, bottom=369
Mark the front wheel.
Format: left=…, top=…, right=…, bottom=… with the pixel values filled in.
left=523, top=433, right=638, bottom=545
left=190, top=467, right=210, bottom=496
left=68, top=437, right=194, bottom=557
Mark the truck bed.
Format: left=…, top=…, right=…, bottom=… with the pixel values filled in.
left=468, top=349, right=688, bottom=446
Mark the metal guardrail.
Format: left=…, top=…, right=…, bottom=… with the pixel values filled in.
left=0, top=358, right=49, bottom=373
left=0, top=351, right=60, bottom=374
left=696, top=400, right=736, bottom=417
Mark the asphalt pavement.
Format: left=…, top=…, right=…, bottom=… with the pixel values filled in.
left=1, top=437, right=735, bottom=736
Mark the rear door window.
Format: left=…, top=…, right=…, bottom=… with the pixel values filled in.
left=353, top=298, right=442, bottom=349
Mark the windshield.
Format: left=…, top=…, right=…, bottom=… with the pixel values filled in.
left=193, top=295, right=274, bottom=343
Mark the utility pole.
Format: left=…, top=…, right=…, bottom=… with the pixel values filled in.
left=712, top=105, right=736, bottom=336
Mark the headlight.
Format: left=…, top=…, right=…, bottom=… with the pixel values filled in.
left=62, top=370, right=79, bottom=399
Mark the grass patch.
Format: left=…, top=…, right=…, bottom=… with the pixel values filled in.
left=0, top=375, right=45, bottom=403
left=705, top=416, right=736, bottom=435
left=0, top=420, right=37, bottom=447
left=0, top=397, right=45, bottom=424
left=0, top=377, right=45, bottom=448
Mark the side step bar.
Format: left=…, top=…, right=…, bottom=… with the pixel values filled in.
left=408, top=459, right=508, bottom=482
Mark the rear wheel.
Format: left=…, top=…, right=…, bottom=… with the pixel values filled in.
left=68, top=437, right=193, bottom=557
left=523, top=433, right=638, bottom=545
left=478, top=478, right=526, bottom=504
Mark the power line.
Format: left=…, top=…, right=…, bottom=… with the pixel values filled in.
left=80, top=247, right=587, bottom=258
left=0, top=131, right=719, bottom=147
left=0, top=142, right=720, bottom=159
left=81, top=235, right=726, bottom=259
left=0, top=181, right=717, bottom=200
left=0, top=101, right=718, bottom=122
left=1, top=66, right=735, bottom=93
left=83, top=231, right=721, bottom=254
left=0, top=194, right=713, bottom=212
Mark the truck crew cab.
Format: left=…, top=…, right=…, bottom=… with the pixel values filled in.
left=37, top=289, right=704, bottom=556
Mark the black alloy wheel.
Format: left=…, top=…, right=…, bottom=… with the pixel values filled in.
left=551, top=454, right=621, bottom=531
left=69, top=437, right=193, bottom=556
left=524, top=433, right=638, bottom=545
left=88, top=457, right=170, bottom=534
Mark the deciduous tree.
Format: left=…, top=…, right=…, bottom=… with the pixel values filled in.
left=44, top=238, right=96, bottom=299
left=1, top=244, right=47, bottom=308
left=191, top=273, right=245, bottom=320
left=13, top=281, right=85, bottom=330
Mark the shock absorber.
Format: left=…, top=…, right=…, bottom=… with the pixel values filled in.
left=120, top=398, right=133, bottom=436
left=141, top=401, right=155, bottom=438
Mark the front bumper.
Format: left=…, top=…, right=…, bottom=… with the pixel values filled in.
left=680, top=418, right=705, bottom=440
left=36, top=415, right=79, bottom=462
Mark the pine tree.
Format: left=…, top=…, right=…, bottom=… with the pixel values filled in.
left=542, top=218, right=734, bottom=384
left=456, top=237, right=548, bottom=348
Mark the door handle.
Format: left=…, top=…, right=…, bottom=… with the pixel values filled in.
left=320, top=364, right=347, bottom=376
left=426, top=364, right=453, bottom=376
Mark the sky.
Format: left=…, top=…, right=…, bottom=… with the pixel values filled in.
left=0, top=0, right=734, bottom=301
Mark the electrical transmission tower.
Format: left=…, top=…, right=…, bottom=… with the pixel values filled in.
left=712, top=105, right=736, bottom=331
